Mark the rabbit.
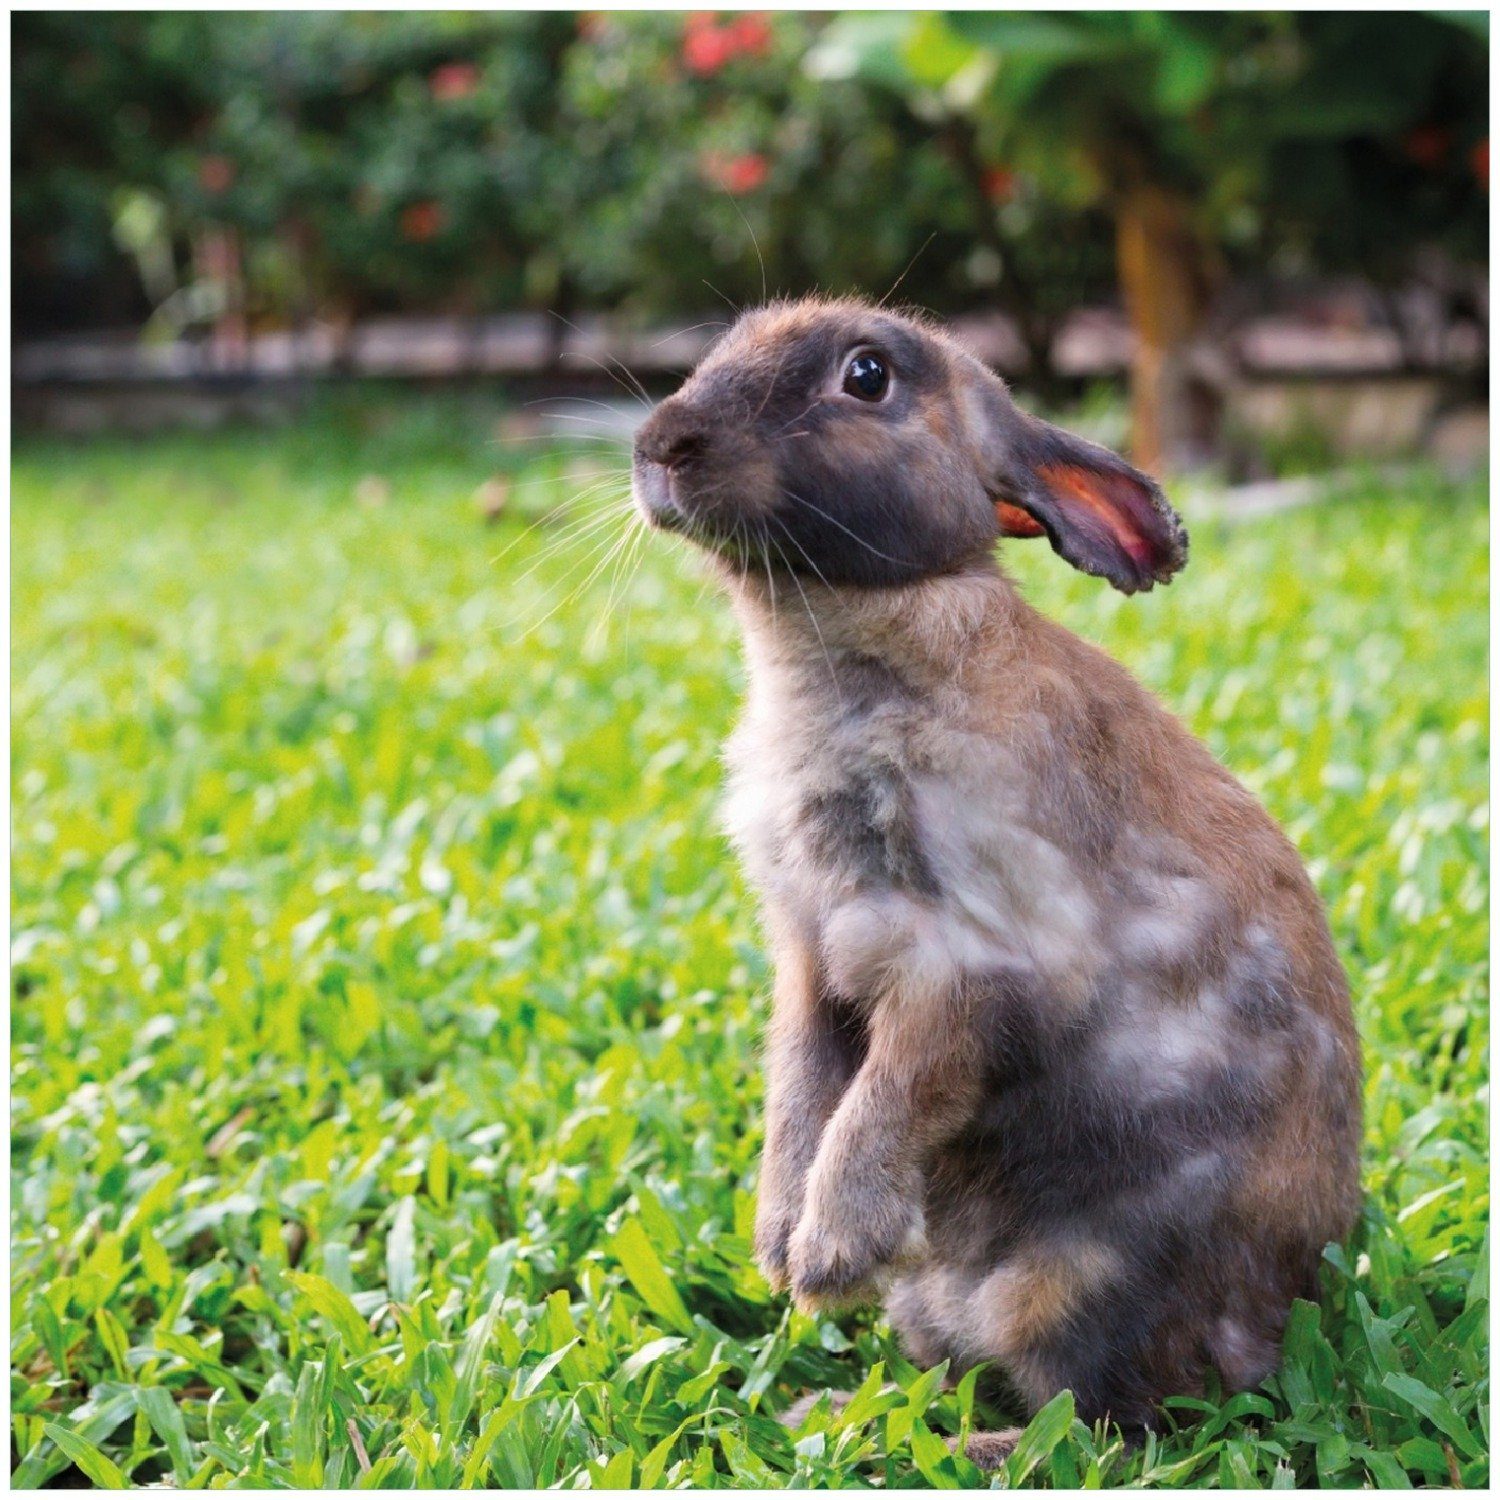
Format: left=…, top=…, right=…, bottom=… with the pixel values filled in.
left=630, top=296, right=1362, bottom=1461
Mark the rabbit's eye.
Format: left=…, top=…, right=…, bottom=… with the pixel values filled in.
left=843, top=352, right=889, bottom=402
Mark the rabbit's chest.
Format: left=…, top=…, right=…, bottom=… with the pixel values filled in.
left=727, top=707, right=915, bottom=895
left=724, top=684, right=1093, bottom=998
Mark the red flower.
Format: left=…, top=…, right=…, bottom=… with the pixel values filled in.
left=726, top=153, right=768, bottom=193
left=683, top=21, right=734, bottom=76
left=702, top=150, right=768, bottom=194
left=1472, top=138, right=1488, bottom=188
left=981, top=165, right=1016, bottom=204
left=198, top=155, right=236, bottom=194
left=728, top=13, right=773, bottom=57
left=400, top=200, right=445, bottom=242
left=576, top=12, right=606, bottom=41
left=683, top=13, right=773, bottom=73
left=430, top=62, right=480, bottom=101
left=1402, top=124, right=1452, bottom=170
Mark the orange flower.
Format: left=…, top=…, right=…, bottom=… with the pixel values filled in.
left=198, top=155, right=236, bottom=194
left=1402, top=124, right=1452, bottom=169
left=981, top=165, right=1016, bottom=204
left=400, top=200, right=445, bottom=242
left=1472, top=138, right=1488, bottom=188
left=430, top=62, right=480, bottom=101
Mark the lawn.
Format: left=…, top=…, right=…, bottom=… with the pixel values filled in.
left=10, top=394, right=1488, bottom=1488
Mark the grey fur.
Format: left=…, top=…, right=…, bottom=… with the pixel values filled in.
left=631, top=299, right=1362, bottom=1440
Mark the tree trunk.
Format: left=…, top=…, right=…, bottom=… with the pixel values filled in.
left=198, top=226, right=248, bottom=374
left=545, top=269, right=577, bottom=374
left=1114, top=183, right=1210, bottom=474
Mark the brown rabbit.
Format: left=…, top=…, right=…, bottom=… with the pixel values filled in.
left=630, top=297, right=1361, bottom=1461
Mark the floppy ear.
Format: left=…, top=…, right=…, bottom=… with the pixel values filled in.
left=967, top=366, right=1188, bottom=593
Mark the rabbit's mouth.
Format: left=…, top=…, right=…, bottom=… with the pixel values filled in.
left=631, top=456, right=691, bottom=534
left=636, top=465, right=800, bottom=582
left=632, top=454, right=776, bottom=566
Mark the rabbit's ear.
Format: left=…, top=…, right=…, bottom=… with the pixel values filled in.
left=967, top=366, right=1187, bottom=593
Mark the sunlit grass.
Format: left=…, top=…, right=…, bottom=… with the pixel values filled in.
left=10, top=400, right=1487, bottom=1487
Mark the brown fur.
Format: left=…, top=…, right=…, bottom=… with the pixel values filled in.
left=631, top=297, right=1362, bottom=1442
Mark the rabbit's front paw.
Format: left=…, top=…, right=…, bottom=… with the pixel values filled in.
left=753, top=1196, right=799, bottom=1292
left=786, top=1191, right=926, bottom=1313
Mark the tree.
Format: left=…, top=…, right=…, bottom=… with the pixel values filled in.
left=808, top=10, right=1488, bottom=472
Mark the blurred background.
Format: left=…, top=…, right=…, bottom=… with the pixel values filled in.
left=11, top=8, right=1490, bottom=478
left=10, top=17, right=1491, bottom=1488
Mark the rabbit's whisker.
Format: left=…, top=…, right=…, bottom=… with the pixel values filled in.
left=701, top=278, right=742, bottom=316
left=548, top=310, right=657, bottom=411
left=496, top=468, right=633, bottom=502
left=759, top=520, right=779, bottom=630
left=767, top=510, right=843, bottom=610
left=506, top=512, right=639, bottom=641
left=778, top=530, right=844, bottom=713
left=523, top=395, right=637, bottom=415
left=490, top=488, right=632, bottom=574
left=487, top=432, right=628, bottom=453
left=771, top=399, right=824, bottom=438
left=485, top=488, right=627, bottom=570
left=591, top=511, right=649, bottom=650
left=718, top=183, right=768, bottom=305
left=648, top=319, right=729, bottom=349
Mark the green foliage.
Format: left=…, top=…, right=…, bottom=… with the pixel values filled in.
left=12, top=11, right=1033, bottom=334
left=811, top=9, right=1488, bottom=275
left=10, top=401, right=1488, bottom=1487
left=14, top=11, right=1486, bottom=339
left=13, top=11, right=576, bottom=328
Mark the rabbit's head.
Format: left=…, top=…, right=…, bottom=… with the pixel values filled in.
left=633, top=297, right=1186, bottom=593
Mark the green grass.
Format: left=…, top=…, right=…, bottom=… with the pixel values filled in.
left=11, top=396, right=1488, bottom=1488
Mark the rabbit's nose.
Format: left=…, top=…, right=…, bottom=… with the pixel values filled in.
left=636, top=405, right=708, bottom=469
